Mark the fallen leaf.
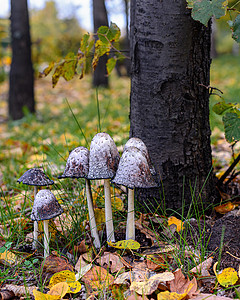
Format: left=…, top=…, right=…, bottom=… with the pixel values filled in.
left=75, top=251, right=93, bottom=274
left=157, top=290, right=187, bottom=300
left=0, top=250, right=17, bottom=266
left=97, top=252, right=124, bottom=273
left=214, top=202, right=237, bottom=214
left=82, top=265, right=114, bottom=292
left=48, top=282, right=69, bottom=297
left=213, top=262, right=238, bottom=287
left=3, top=284, right=36, bottom=297
left=127, top=292, right=148, bottom=300
left=42, top=254, right=73, bottom=279
left=108, top=239, right=140, bottom=250
left=130, top=272, right=175, bottom=295
left=146, top=254, right=168, bottom=271
left=0, top=289, right=15, bottom=300
left=190, top=257, right=213, bottom=277
left=168, top=216, right=184, bottom=232
left=48, top=270, right=81, bottom=293
left=169, top=269, right=198, bottom=298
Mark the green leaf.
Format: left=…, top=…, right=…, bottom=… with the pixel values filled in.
left=223, top=112, right=240, bottom=142
left=231, top=15, right=240, bottom=43
left=109, top=22, right=121, bottom=42
left=97, top=26, right=110, bottom=44
left=92, top=40, right=110, bottom=70
left=107, top=239, right=140, bottom=250
left=52, top=64, right=63, bottom=88
left=80, top=33, right=90, bottom=53
left=97, top=23, right=121, bottom=44
left=106, top=57, right=117, bottom=75
left=212, top=100, right=234, bottom=115
left=191, top=0, right=228, bottom=26
left=39, top=61, right=55, bottom=78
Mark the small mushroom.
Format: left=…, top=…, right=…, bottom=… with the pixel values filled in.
left=112, top=146, right=158, bottom=240
left=58, top=146, right=101, bottom=249
left=30, top=189, right=63, bottom=257
left=17, top=168, right=54, bottom=250
left=123, top=137, right=156, bottom=175
left=88, top=133, right=120, bottom=242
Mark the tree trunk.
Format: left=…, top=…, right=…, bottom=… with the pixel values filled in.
left=92, top=0, right=109, bottom=87
left=130, top=0, right=217, bottom=215
left=9, top=0, right=35, bottom=120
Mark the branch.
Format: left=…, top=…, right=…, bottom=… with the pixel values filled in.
left=217, top=153, right=240, bottom=187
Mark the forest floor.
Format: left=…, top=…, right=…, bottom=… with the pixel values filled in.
left=0, top=57, right=240, bottom=300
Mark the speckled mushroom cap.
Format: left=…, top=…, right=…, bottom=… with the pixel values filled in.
left=88, top=132, right=120, bottom=179
left=30, top=189, right=63, bottom=221
left=124, top=137, right=156, bottom=175
left=112, top=146, right=158, bottom=189
left=58, top=147, right=89, bottom=179
left=17, top=168, right=54, bottom=186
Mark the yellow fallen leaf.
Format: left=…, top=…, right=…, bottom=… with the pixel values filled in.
left=214, top=202, right=237, bottom=214
left=48, top=282, right=69, bottom=297
left=213, top=263, right=238, bottom=287
left=168, top=216, right=184, bottom=232
left=157, top=291, right=187, bottom=300
left=48, top=270, right=81, bottom=294
left=33, top=289, right=59, bottom=300
left=0, top=250, right=17, bottom=265
left=108, top=239, right=140, bottom=250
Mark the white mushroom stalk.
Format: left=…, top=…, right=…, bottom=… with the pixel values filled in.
left=88, top=133, right=120, bottom=243
left=58, top=147, right=101, bottom=249
left=43, top=220, right=49, bottom=257
left=112, top=146, right=158, bottom=240
left=33, top=186, right=38, bottom=250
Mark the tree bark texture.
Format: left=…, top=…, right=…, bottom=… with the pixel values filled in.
left=130, top=0, right=217, bottom=215
left=92, top=0, right=109, bottom=87
left=9, top=0, right=35, bottom=120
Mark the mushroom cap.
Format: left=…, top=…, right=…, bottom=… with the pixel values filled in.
left=112, top=146, right=158, bottom=189
left=30, top=189, right=63, bottom=221
left=124, top=138, right=156, bottom=175
left=88, top=132, right=120, bottom=179
left=58, top=147, right=89, bottom=179
left=17, top=168, right=54, bottom=186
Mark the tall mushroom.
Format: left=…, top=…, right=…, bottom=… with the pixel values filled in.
left=58, top=146, right=101, bottom=249
left=17, top=168, right=54, bottom=249
left=123, top=137, right=156, bottom=175
left=88, top=133, right=120, bottom=243
left=31, top=189, right=63, bottom=258
left=112, top=146, right=158, bottom=240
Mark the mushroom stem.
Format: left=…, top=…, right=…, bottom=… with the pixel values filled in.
left=43, top=220, right=49, bottom=258
left=104, top=179, right=115, bottom=242
left=126, top=188, right=135, bottom=240
left=32, top=186, right=38, bottom=250
left=85, top=179, right=101, bottom=249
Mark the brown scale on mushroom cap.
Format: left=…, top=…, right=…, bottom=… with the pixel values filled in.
left=88, top=132, right=120, bottom=179
left=30, top=189, right=63, bottom=221
left=112, top=146, right=158, bottom=189
left=17, top=168, right=54, bottom=186
left=58, top=146, right=89, bottom=179
left=124, top=137, right=156, bottom=175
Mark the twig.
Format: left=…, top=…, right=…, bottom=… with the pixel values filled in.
left=217, top=153, right=240, bottom=186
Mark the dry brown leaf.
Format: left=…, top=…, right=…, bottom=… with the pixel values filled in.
left=69, top=240, right=87, bottom=255
left=193, top=293, right=234, bottom=300
left=169, top=269, right=198, bottom=299
left=42, top=254, right=73, bottom=278
left=75, top=252, right=93, bottom=273
left=146, top=254, right=168, bottom=271
left=0, top=289, right=15, bottom=300
left=190, top=257, right=213, bottom=277
left=127, top=292, right=148, bottom=300
left=114, top=269, right=149, bottom=285
left=214, top=202, right=237, bottom=214
left=97, top=252, right=124, bottom=273
left=82, top=265, right=114, bottom=293
left=3, top=284, right=36, bottom=297
left=130, top=272, right=175, bottom=295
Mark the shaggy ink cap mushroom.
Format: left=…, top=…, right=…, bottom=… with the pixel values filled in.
left=112, top=146, right=158, bottom=189
left=58, top=146, right=89, bottom=179
left=88, top=132, right=120, bottom=179
left=17, top=168, right=54, bottom=186
left=31, top=189, right=63, bottom=222
left=58, top=146, right=101, bottom=249
left=123, top=137, right=156, bottom=175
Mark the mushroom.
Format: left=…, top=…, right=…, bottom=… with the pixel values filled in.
left=17, top=168, right=54, bottom=250
left=58, top=146, right=101, bottom=249
left=123, top=137, right=156, bottom=175
left=30, top=189, right=63, bottom=257
left=88, top=133, right=120, bottom=242
left=112, top=146, right=158, bottom=240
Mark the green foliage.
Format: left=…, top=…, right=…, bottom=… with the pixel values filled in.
left=230, top=14, right=240, bottom=42
left=40, top=22, right=122, bottom=87
left=213, top=100, right=240, bottom=142
left=187, top=0, right=228, bottom=26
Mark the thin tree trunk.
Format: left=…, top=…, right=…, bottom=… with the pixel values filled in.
left=9, top=0, right=35, bottom=120
left=92, top=0, right=109, bottom=87
left=130, top=0, right=217, bottom=215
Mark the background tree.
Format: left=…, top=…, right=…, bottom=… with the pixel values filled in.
left=9, top=0, right=35, bottom=120
left=92, top=0, right=109, bottom=87
left=130, top=0, right=217, bottom=214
